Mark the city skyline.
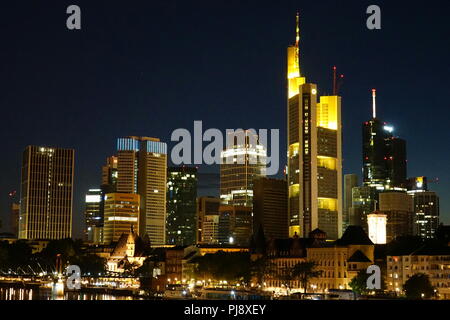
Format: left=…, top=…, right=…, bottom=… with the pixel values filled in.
left=1, top=1, right=449, bottom=239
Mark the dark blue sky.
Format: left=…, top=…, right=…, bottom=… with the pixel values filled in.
left=0, top=0, right=449, bottom=239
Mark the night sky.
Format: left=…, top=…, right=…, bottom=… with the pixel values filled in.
left=0, top=0, right=449, bottom=239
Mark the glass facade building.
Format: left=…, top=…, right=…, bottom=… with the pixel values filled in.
left=166, top=166, right=198, bottom=246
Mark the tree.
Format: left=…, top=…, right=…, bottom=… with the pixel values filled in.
left=194, top=251, right=251, bottom=283
left=403, top=273, right=435, bottom=299
left=8, top=240, right=32, bottom=268
left=349, top=269, right=386, bottom=296
left=70, top=254, right=106, bottom=276
left=291, top=261, right=322, bottom=294
left=349, top=269, right=370, bottom=295
left=250, top=256, right=277, bottom=288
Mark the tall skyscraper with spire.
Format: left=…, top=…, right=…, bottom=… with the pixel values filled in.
left=351, top=90, right=408, bottom=231
left=362, top=89, right=407, bottom=189
left=287, top=13, right=343, bottom=239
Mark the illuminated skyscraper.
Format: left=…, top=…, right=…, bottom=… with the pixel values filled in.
left=116, top=136, right=167, bottom=245
left=84, top=188, right=102, bottom=242
left=220, top=130, right=266, bottom=207
left=287, top=13, right=343, bottom=239
left=353, top=90, right=408, bottom=232
left=166, top=166, right=198, bottom=245
left=103, top=193, right=140, bottom=244
left=362, top=89, right=407, bottom=189
left=407, top=177, right=440, bottom=239
left=19, top=146, right=74, bottom=240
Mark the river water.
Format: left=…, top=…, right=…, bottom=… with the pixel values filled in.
left=0, top=286, right=143, bottom=300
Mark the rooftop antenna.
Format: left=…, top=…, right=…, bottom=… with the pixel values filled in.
left=372, top=89, right=377, bottom=118
left=295, top=11, right=300, bottom=77
left=333, top=66, right=337, bottom=95
left=332, top=66, right=345, bottom=95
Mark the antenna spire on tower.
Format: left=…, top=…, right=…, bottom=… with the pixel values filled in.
left=295, top=11, right=300, bottom=77
left=372, top=89, right=377, bottom=118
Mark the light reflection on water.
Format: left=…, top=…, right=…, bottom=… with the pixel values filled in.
left=0, top=287, right=140, bottom=300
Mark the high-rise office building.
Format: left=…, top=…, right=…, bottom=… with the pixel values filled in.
left=252, top=177, right=288, bottom=239
left=362, top=89, right=407, bottom=189
left=220, top=130, right=266, bottom=207
left=350, top=185, right=377, bottom=233
left=84, top=189, right=102, bottom=242
left=94, top=156, right=119, bottom=244
left=287, top=14, right=342, bottom=239
left=385, top=137, right=407, bottom=188
left=116, top=136, right=167, bottom=245
left=218, top=205, right=252, bottom=246
left=202, top=215, right=220, bottom=244
left=409, top=191, right=439, bottom=239
left=166, top=166, right=198, bottom=245
left=103, top=193, right=140, bottom=244
left=407, top=177, right=439, bottom=239
left=344, top=174, right=358, bottom=230
left=19, top=146, right=74, bottom=240
left=196, top=196, right=220, bottom=244
left=102, top=156, right=118, bottom=189
left=379, top=191, right=414, bottom=242
left=353, top=90, right=408, bottom=232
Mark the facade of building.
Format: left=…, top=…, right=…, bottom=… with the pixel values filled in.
left=202, top=215, right=220, bottom=244
left=103, top=193, right=140, bottom=244
left=101, top=156, right=118, bottom=189
left=107, top=230, right=146, bottom=273
left=367, top=211, right=387, bottom=244
left=407, top=178, right=439, bottom=239
left=166, top=166, right=198, bottom=246
left=196, top=197, right=220, bottom=244
left=116, top=136, right=167, bottom=245
left=165, top=246, right=187, bottom=284
left=84, top=188, right=102, bottom=242
left=287, top=14, right=342, bottom=240
left=264, top=235, right=309, bottom=293
left=220, top=130, right=266, bottom=207
left=252, top=177, right=288, bottom=239
left=387, top=245, right=450, bottom=299
left=262, top=226, right=374, bottom=294
left=379, top=191, right=414, bottom=242
left=19, top=146, right=74, bottom=240
left=344, top=174, right=358, bottom=231
left=350, top=185, right=377, bottom=232
left=409, top=191, right=439, bottom=239
left=218, top=205, right=252, bottom=246
left=307, top=226, right=374, bottom=292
